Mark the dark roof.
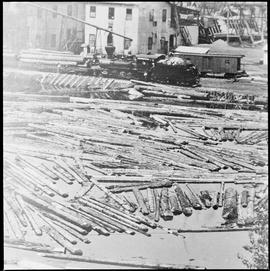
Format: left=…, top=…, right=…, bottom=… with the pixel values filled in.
left=136, top=54, right=166, bottom=60
left=174, top=52, right=244, bottom=58
left=174, top=44, right=245, bottom=58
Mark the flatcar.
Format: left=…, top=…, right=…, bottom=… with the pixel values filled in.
left=172, top=46, right=248, bottom=78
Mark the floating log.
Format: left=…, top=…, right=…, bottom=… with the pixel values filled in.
left=177, top=226, right=259, bottom=233
left=168, top=191, right=182, bottom=215
left=5, top=160, right=55, bottom=197
left=4, top=205, right=25, bottom=240
left=185, top=184, right=202, bottom=210
left=41, top=223, right=83, bottom=256
left=15, top=194, right=42, bottom=236
left=17, top=155, right=59, bottom=181
left=144, top=195, right=151, bottom=212
left=160, top=188, right=173, bottom=221
left=4, top=238, right=63, bottom=254
left=95, top=176, right=151, bottom=183
left=173, top=184, right=193, bottom=216
left=43, top=164, right=73, bottom=185
left=41, top=212, right=88, bottom=236
left=218, top=181, right=225, bottom=207
left=79, top=198, right=147, bottom=232
left=4, top=193, right=28, bottom=228
left=65, top=206, right=111, bottom=236
left=86, top=197, right=142, bottom=226
left=78, top=198, right=149, bottom=236
left=209, top=191, right=219, bottom=210
left=153, top=189, right=160, bottom=222
left=121, top=192, right=137, bottom=213
left=83, top=176, right=133, bottom=212
left=222, top=188, right=238, bottom=221
left=21, top=192, right=92, bottom=230
left=241, top=190, right=249, bottom=208
left=146, top=188, right=155, bottom=213
left=38, top=211, right=78, bottom=245
left=199, top=191, right=212, bottom=208
left=75, top=204, right=137, bottom=236
left=245, top=189, right=255, bottom=225
left=41, top=253, right=205, bottom=269
left=109, top=179, right=173, bottom=193
left=49, top=218, right=91, bottom=244
left=132, top=188, right=149, bottom=215
left=236, top=193, right=246, bottom=226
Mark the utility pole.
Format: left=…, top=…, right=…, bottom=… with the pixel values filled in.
left=226, top=4, right=230, bottom=44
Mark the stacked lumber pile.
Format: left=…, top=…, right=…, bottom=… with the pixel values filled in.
left=17, top=49, right=84, bottom=73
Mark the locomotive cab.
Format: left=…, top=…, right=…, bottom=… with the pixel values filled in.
left=135, top=54, right=166, bottom=80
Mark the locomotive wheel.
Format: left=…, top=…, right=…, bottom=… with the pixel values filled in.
left=150, top=74, right=158, bottom=82
left=119, top=71, right=126, bottom=78
left=126, top=72, right=133, bottom=80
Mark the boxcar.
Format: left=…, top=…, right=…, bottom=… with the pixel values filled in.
left=172, top=50, right=247, bottom=78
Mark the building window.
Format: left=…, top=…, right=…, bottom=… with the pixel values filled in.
left=149, top=9, right=154, bottom=21
left=225, top=60, right=230, bottom=64
left=90, top=6, right=96, bottom=18
left=37, top=8, right=42, bottom=18
left=67, top=5, right=72, bottom=16
left=162, top=9, right=167, bottom=22
left=108, top=7, right=114, bottom=20
left=148, top=37, right=153, bottom=50
left=89, top=34, right=96, bottom=48
left=53, top=5, right=57, bottom=18
left=124, top=39, right=131, bottom=50
left=126, top=8, right=132, bottom=20
left=51, top=34, right=56, bottom=48
left=160, top=37, right=166, bottom=50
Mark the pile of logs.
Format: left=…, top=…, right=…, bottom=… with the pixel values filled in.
left=3, top=78, right=268, bottom=262
left=4, top=149, right=266, bottom=256
left=17, top=49, right=84, bottom=73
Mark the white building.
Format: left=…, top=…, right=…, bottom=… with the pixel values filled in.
left=85, top=2, right=139, bottom=55
left=84, top=2, right=199, bottom=55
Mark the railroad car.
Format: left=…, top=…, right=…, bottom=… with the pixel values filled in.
left=172, top=46, right=248, bottom=78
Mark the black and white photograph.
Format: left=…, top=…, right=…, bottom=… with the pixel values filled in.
left=3, top=1, right=268, bottom=269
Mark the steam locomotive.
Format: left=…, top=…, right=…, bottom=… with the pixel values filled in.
left=13, top=46, right=200, bottom=87
left=85, top=52, right=200, bottom=87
